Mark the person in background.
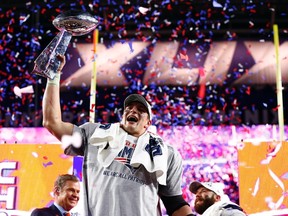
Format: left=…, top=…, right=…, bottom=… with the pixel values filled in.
left=41, top=54, right=193, bottom=216
left=189, top=181, right=246, bottom=216
left=31, top=174, right=80, bottom=216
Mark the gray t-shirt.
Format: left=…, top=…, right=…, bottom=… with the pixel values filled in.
left=65, top=122, right=184, bottom=216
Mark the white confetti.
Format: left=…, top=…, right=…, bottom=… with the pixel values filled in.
left=139, top=6, right=149, bottom=14
left=61, top=132, right=82, bottom=149
left=32, top=152, right=38, bottom=158
left=13, top=85, right=34, bottom=98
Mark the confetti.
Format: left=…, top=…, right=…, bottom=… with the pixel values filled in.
left=212, top=0, right=223, bottom=8
left=138, top=7, right=149, bottom=15
left=252, top=177, right=260, bottom=196
left=32, top=152, right=38, bottom=158
left=61, top=131, right=82, bottom=149
left=43, top=161, right=53, bottom=167
left=1, top=3, right=288, bottom=213
left=13, top=85, right=34, bottom=98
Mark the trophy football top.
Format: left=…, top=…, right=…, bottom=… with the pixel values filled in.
left=53, top=10, right=99, bottom=36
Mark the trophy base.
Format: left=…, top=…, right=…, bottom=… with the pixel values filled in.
left=32, top=67, right=57, bottom=80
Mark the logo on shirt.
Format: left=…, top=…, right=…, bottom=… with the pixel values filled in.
left=115, top=140, right=139, bottom=173
left=145, top=136, right=163, bottom=160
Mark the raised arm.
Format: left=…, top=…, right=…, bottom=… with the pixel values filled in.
left=42, top=54, right=74, bottom=141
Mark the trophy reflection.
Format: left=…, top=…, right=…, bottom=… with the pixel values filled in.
left=32, top=10, right=98, bottom=79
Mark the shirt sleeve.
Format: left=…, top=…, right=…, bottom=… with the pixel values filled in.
left=158, top=144, right=184, bottom=197
left=64, top=122, right=99, bottom=156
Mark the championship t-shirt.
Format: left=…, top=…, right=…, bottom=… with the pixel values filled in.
left=67, top=123, right=184, bottom=216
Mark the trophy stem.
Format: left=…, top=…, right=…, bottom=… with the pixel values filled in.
left=32, top=30, right=72, bottom=79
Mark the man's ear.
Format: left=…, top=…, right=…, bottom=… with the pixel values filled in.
left=54, top=187, right=60, bottom=196
left=144, top=120, right=152, bottom=129
left=215, top=194, right=221, bottom=201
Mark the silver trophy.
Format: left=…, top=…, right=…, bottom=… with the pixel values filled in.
left=32, top=10, right=98, bottom=79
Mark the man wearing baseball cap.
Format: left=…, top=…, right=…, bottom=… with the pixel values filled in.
left=189, top=181, right=246, bottom=216
left=124, top=94, right=153, bottom=121
left=42, top=54, right=193, bottom=216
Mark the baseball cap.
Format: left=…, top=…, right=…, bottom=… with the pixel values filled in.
left=124, top=94, right=153, bottom=120
left=189, top=181, right=224, bottom=196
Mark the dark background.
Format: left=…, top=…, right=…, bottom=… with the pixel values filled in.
left=1, top=0, right=288, bottom=127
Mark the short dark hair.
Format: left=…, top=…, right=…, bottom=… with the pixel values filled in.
left=54, top=174, right=79, bottom=191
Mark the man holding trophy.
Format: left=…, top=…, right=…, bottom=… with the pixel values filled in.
left=36, top=10, right=193, bottom=216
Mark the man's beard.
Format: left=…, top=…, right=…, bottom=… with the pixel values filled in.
left=194, top=197, right=216, bottom=214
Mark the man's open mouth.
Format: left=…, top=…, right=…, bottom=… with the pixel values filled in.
left=127, top=116, right=138, bottom=122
